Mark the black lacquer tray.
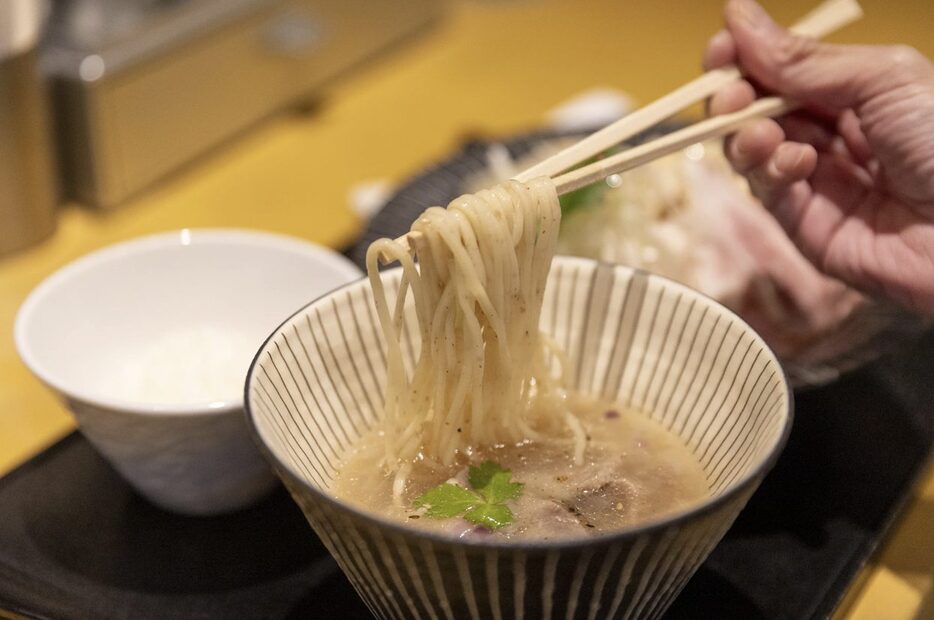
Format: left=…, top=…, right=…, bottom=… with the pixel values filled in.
left=1, top=328, right=932, bottom=619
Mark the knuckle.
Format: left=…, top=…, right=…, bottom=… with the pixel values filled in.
left=746, top=174, right=773, bottom=206
left=773, top=34, right=817, bottom=69
left=887, top=45, right=927, bottom=76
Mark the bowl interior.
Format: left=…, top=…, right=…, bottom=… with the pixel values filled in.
left=17, top=230, right=361, bottom=409
left=248, top=256, right=790, bottom=529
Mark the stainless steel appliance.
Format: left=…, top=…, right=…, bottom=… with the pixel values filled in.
left=1, top=1, right=58, bottom=255
left=41, top=0, right=442, bottom=208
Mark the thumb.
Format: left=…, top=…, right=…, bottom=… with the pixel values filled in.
left=725, top=0, right=909, bottom=111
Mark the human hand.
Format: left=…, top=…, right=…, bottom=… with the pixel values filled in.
left=705, top=0, right=934, bottom=313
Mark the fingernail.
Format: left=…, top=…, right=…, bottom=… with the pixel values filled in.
left=729, top=0, right=769, bottom=32
left=774, top=144, right=804, bottom=174
left=710, top=30, right=731, bottom=48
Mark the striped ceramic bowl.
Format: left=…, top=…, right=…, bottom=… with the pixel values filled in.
left=245, top=255, right=792, bottom=619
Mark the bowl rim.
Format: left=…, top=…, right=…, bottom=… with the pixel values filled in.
left=14, top=227, right=362, bottom=417
left=244, top=255, right=794, bottom=550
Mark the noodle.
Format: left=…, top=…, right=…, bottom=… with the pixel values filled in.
left=365, top=178, right=581, bottom=492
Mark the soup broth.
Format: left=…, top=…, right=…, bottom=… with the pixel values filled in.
left=333, top=396, right=710, bottom=541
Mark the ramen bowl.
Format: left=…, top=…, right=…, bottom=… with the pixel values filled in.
left=16, top=229, right=362, bottom=515
left=245, top=255, right=792, bottom=618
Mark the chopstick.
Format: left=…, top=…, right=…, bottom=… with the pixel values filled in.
left=382, top=0, right=863, bottom=261
left=391, top=97, right=792, bottom=257
left=513, top=0, right=863, bottom=182
left=553, top=96, right=795, bottom=195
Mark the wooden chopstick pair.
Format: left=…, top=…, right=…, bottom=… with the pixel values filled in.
left=385, top=0, right=863, bottom=259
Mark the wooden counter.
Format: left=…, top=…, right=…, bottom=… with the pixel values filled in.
left=1, top=0, right=931, bottom=616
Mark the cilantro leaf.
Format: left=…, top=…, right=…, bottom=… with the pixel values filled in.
left=467, top=460, right=504, bottom=490
left=464, top=503, right=514, bottom=529
left=414, top=483, right=481, bottom=519
left=469, top=461, right=523, bottom=504
left=485, top=471, right=524, bottom=504
left=412, top=460, right=524, bottom=530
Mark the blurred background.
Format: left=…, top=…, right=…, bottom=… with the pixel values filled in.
left=5, top=0, right=934, bottom=457
left=1, top=0, right=933, bottom=617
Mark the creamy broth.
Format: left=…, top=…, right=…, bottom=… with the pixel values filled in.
left=332, top=396, right=710, bottom=541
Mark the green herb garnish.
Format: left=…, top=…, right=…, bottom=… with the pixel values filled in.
left=557, top=150, right=613, bottom=216
left=413, top=461, right=523, bottom=530
left=558, top=181, right=606, bottom=216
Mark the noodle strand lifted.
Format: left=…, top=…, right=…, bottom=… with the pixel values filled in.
left=366, top=177, right=579, bottom=496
